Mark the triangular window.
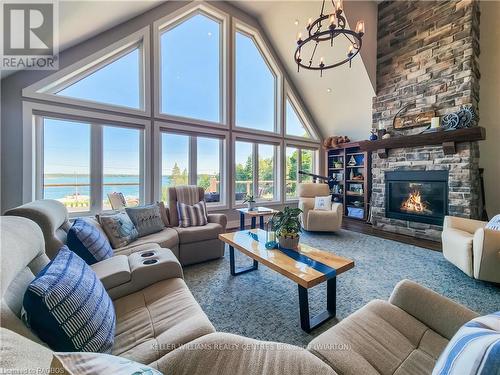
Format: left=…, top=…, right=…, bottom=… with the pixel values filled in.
left=286, top=98, right=311, bottom=138
left=55, top=48, right=141, bottom=109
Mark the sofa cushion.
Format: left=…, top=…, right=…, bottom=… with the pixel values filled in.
left=97, top=212, right=138, bottom=249
left=112, top=278, right=215, bottom=365
left=156, top=332, right=337, bottom=375
left=432, top=312, right=500, bottom=375
left=23, top=247, right=116, bottom=353
left=308, top=299, right=446, bottom=375
left=0, top=328, right=53, bottom=374
left=113, top=228, right=178, bottom=256
left=67, top=218, right=113, bottom=265
left=177, top=200, right=208, bottom=227
left=174, top=223, right=223, bottom=244
left=126, top=203, right=165, bottom=237
left=52, top=352, right=162, bottom=374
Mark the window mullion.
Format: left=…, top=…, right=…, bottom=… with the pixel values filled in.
left=90, top=124, right=103, bottom=214
left=297, top=148, right=302, bottom=185
left=189, top=136, right=197, bottom=186
left=253, top=143, right=258, bottom=199
left=35, top=117, right=44, bottom=200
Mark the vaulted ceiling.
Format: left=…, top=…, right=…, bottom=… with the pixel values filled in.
left=2, top=0, right=378, bottom=141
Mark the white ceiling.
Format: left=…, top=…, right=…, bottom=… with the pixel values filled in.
left=2, top=0, right=378, bottom=141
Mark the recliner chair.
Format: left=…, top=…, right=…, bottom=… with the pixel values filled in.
left=298, top=183, right=343, bottom=232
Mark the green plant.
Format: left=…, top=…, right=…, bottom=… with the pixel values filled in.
left=272, top=206, right=303, bottom=238
left=243, top=194, right=255, bottom=204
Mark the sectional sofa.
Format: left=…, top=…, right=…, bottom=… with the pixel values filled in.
left=4, top=186, right=226, bottom=265
left=1, top=215, right=482, bottom=375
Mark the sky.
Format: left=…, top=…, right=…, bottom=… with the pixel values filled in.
left=45, top=13, right=309, bottom=178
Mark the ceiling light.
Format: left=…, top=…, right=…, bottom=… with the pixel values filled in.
left=294, top=19, right=299, bottom=26
left=294, top=0, right=365, bottom=76
left=327, top=88, right=332, bottom=93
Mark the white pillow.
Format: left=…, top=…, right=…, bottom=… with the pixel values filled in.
left=314, top=195, right=332, bottom=211
left=485, top=214, right=500, bottom=231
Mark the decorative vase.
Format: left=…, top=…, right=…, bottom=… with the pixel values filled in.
left=278, top=234, right=300, bottom=250
left=248, top=201, right=256, bottom=211
left=369, top=129, right=378, bottom=141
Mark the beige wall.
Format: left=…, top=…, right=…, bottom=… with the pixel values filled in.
left=479, top=1, right=500, bottom=218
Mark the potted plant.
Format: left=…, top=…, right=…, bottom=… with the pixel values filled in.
left=243, top=194, right=256, bottom=211
left=272, top=206, right=303, bottom=250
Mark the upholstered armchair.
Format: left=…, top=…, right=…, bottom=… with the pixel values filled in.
left=441, top=216, right=500, bottom=283
left=297, top=183, right=343, bottom=232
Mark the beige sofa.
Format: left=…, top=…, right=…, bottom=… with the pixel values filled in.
left=298, top=183, right=343, bottom=232
left=0, top=216, right=335, bottom=375
left=441, top=215, right=500, bottom=283
left=5, top=186, right=226, bottom=266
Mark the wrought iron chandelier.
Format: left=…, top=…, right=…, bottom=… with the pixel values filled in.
left=294, top=0, right=365, bottom=76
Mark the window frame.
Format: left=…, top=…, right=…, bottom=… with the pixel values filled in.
left=283, top=141, right=319, bottom=202
left=156, top=121, right=228, bottom=210
left=232, top=133, right=281, bottom=208
left=28, top=103, right=150, bottom=217
left=153, top=3, right=229, bottom=128
left=285, top=90, right=320, bottom=141
left=232, top=20, right=283, bottom=137
left=22, top=27, right=151, bottom=116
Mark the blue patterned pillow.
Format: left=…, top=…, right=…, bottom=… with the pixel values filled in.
left=22, top=247, right=116, bottom=352
left=485, top=214, right=500, bottom=231
left=67, top=218, right=113, bottom=265
left=432, top=312, right=500, bottom=375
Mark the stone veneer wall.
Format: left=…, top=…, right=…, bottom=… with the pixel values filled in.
left=371, top=0, right=481, bottom=241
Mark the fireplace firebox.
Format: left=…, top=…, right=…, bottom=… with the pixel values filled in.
left=385, top=171, right=448, bottom=225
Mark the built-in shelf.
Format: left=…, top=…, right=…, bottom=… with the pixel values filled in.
left=346, top=165, right=364, bottom=168
left=346, top=191, right=363, bottom=196
left=358, top=127, right=486, bottom=158
left=346, top=180, right=364, bottom=183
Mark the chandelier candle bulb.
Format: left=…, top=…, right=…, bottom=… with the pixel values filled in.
left=336, top=0, right=343, bottom=12
left=307, top=18, right=312, bottom=28
left=356, top=20, right=365, bottom=36
left=297, top=32, right=302, bottom=43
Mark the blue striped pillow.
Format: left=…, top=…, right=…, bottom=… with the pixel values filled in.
left=67, top=218, right=113, bottom=265
left=432, top=312, right=500, bottom=375
left=22, top=246, right=116, bottom=353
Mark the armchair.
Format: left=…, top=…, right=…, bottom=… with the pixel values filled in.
left=441, top=216, right=500, bottom=283
left=297, top=183, right=343, bottom=232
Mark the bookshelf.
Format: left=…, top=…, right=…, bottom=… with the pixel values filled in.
left=325, top=142, right=371, bottom=221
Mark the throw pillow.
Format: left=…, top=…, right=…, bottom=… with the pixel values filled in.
left=67, top=218, right=113, bottom=265
left=125, top=203, right=165, bottom=237
left=177, top=200, right=208, bottom=228
left=97, top=212, right=138, bottom=249
left=485, top=214, right=500, bottom=231
left=51, top=352, right=162, bottom=375
left=22, top=247, right=116, bottom=353
left=432, top=312, right=500, bottom=375
left=314, top=195, right=332, bottom=211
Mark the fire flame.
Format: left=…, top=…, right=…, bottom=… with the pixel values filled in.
left=401, top=190, right=427, bottom=213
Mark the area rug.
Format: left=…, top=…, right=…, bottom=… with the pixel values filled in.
left=183, top=229, right=500, bottom=346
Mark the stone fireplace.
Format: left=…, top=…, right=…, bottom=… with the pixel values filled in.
left=369, top=0, right=482, bottom=241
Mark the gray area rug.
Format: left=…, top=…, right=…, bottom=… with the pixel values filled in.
left=183, top=229, right=500, bottom=347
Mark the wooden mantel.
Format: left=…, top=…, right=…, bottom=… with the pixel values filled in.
left=358, top=127, right=486, bottom=158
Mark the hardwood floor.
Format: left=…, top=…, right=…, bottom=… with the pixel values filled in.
left=341, top=218, right=442, bottom=251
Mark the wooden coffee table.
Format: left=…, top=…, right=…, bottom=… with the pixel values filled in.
left=219, top=229, right=355, bottom=332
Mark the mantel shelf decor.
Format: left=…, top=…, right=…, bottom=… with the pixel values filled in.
left=358, top=127, right=486, bottom=158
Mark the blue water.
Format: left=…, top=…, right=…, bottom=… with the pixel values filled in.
left=43, top=175, right=172, bottom=199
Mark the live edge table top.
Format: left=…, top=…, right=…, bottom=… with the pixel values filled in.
left=219, top=229, right=355, bottom=289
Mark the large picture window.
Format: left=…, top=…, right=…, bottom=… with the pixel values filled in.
left=40, top=116, right=145, bottom=213
left=286, top=146, right=317, bottom=199
left=160, top=13, right=221, bottom=123
left=235, top=31, right=276, bottom=133
left=161, top=131, right=224, bottom=204
left=235, top=140, right=278, bottom=203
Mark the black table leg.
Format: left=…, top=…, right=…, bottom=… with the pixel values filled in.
left=298, top=277, right=337, bottom=333
left=229, top=245, right=258, bottom=276
left=251, top=216, right=256, bottom=229
left=240, top=212, right=245, bottom=230
left=259, top=215, right=264, bottom=229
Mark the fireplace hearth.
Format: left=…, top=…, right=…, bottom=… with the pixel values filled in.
left=385, top=171, right=448, bottom=226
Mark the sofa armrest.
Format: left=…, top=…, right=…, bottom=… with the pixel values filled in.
left=443, top=216, right=486, bottom=234
left=388, top=279, right=478, bottom=340
left=207, top=213, right=227, bottom=229
left=473, top=228, right=500, bottom=282
left=91, top=255, right=131, bottom=290
left=96, top=248, right=183, bottom=300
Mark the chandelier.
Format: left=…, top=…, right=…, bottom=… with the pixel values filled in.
left=294, top=0, right=365, bottom=76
